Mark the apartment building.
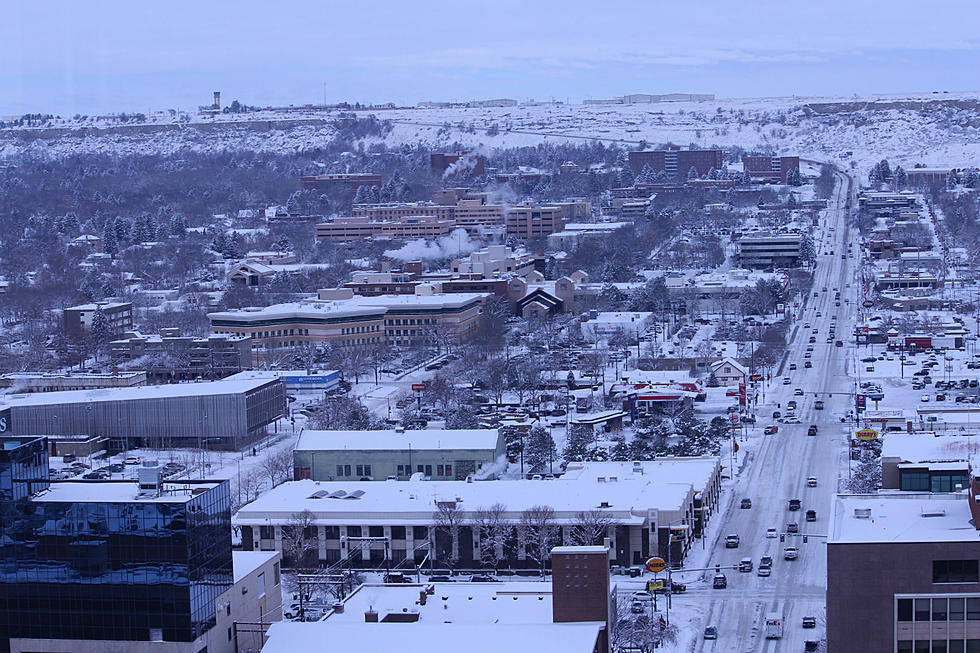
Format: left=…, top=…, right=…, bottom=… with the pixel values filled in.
left=628, top=147, right=723, bottom=177
left=352, top=202, right=455, bottom=222
left=62, top=301, right=134, bottom=338
left=742, top=155, right=801, bottom=183
left=452, top=198, right=507, bottom=231
left=315, top=216, right=456, bottom=242
left=827, top=492, right=980, bottom=653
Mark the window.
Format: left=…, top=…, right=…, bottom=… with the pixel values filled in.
left=347, top=526, right=362, bottom=537
left=934, top=643, right=948, bottom=653
left=260, top=526, right=274, bottom=539
left=898, top=643, right=913, bottom=653
left=413, top=526, right=428, bottom=539
left=969, top=598, right=980, bottom=620
left=951, top=598, right=965, bottom=621
left=950, top=642, right=965, bottom=653
left=968, top=642, right=980, bottom=653
left=916, top=642, right=931, bottom=653
left=324, top=526, right=339, bottom=539
left=369, top=526, right=384, bottom=538
left=425, top=465, right=432, bottom=476
left=356, top=465, right=372, bottom=477
left=933, top=598, right=948, bottom=621
left=274, top=562, right=280, bottom=586
left=935, top=560, right=979, bottom=583
left=901, top=469, right=928, bottom=490
left=445, top=464, right=452, bottom=478
left=898, top=599, right=913, bottom=622
left=228, top=627, right=233, bottom=641
left=391, top=526, right=406, bottom=539
left=437, top=465, right=444, bottom=477
left=226, top=603, right=231, bottom=616
left=257, top=572, right=266, bottom=598
left=915, top=599, right=931, bottom=621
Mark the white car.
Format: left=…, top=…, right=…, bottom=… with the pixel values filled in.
left=780, top=416, right=802, bottom=424
left=784, top=547, right=800, bottom=560
left=921, top=395, right=930, bottom=402
left=783, top=377, right=792, bottom=385
left=766, top=528, right=778, bottom=538
left=807, top=477, right=818, bottom=487
left=123, top=456, right=141, bottom=466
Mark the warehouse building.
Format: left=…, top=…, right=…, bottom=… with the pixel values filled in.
left=292, top=428, right=506, bottom=481
left=0, top=371, right=285, bottom=451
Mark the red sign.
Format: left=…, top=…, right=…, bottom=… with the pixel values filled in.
left=749, top=373, right=763, bottom=382
left=411, top=383, right=426, bottom=392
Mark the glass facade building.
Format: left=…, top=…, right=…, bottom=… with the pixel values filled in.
left=0, top=439, right=233, bottom=653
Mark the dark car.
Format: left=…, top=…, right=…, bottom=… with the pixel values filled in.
left=469, top=575, right=500, bottom=583
left=428, top=575, right=454, bottom=582
left=704, top=626, right=718, bottom=640
left=806, top=510, right=817, bottom=522
left=109, top=464, right=124, bottom=473
left=803, top=616, right=817, bottom=628
left=740, top=498, right=753, bottom=509
left=789, top=499, right=801, bottom=511
left=712, top=574, right=728, bottom=589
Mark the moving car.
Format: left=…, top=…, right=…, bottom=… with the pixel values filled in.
left=787, top=522, right=799, bottom=534
left=712, top=574, right=728, bottom=589
left=789, top=499, right=801, bottom=511
left=761, top=555, right=773, bottom=567
left=807, top=425, right=818, bottom=436
left=783, top=377, right=792, bottom=385
left=814, top=400, right=825, bottom=410
left=795, top=388, right=804, bottom=396
left=802, top=616, right=817, bottom=628
left=784, top=547, right=800, bottom=560
left=738, top=557, right=753, bottom=572
left=806, top=509, right=817, bottom=522
left=804, top=361, right=812, bottom=368
left=766, top=528, right=778, bottom=538
left=740, top=498, right=753, bottom=509
left=764, top=425, right=779, bottom=435
left=757, top=564, right=771, bottom=577
left=807, top=476, right=818, bottom=487
left=703, top=626, right=718, bottom=640
left=725, top=534, right=740, bottom=548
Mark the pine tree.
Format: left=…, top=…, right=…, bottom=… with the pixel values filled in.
left=524, top=427, right=556, bottom=473
left=947, top=170, right=959, bottom=189
left=89, top=308, right=114, bottom=361
left=687, top=166, right=699, bottom=180
left=893, top=165, right=907, bottom=189
left=636, top=164, right=657, bottom=185
left=170, top=215, right=187, bottom=237
left=353, top=185, right=369, bottom=204
left=114, top=217, right=130, bottom=244
left=877, top=159, right=891, bottom=180
left=101, top=220, right=118, bottom=257
left=273, top=235, right=292, bottom=252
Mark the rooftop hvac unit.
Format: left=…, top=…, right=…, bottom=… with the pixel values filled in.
left=853, top=508, right=872, bottom=519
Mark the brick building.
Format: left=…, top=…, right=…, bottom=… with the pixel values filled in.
left=628, top=147, right=723, bottom=177
left=62, top=302, right=134, bottom=338
left=742, top=155, right=801, bottom=183
left=299, top=173, right=382, bottom=191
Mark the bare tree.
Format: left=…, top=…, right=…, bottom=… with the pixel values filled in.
left=282, top=509, right=319, bottom=569
left=569, top=509, right=614, bottom=547
left=473, top=503, right=508, bottom=570
left=433, top=500, right=465, bottom=570
left=520, top=505, right=559, bottom=577
left=261, top=447, right=294, bottom=488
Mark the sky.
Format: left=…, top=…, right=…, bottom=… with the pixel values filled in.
left=1, top=0, right=979, bottom=116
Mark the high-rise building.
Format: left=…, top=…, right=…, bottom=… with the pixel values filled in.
left=0, top=437, right=239, bottom=653
left=628, top=147, right=723, bottom=177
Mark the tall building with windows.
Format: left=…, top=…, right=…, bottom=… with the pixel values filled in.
left=0, top=437, right=242, bottom=653
left=827, top=492, right=980, bottom=653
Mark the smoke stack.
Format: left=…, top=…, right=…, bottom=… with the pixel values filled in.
left=213, top=91, right=221, bottom=109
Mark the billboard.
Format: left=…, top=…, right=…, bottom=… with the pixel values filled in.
left=0, top=408, right=8, bottom=433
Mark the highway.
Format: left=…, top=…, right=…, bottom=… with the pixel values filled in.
left=688, top=166, right=857, bottom=652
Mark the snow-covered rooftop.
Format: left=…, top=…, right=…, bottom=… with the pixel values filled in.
left=33, top=480, right=221, bottom=504
left=0, top=371, right=280, bottom=409
left=295, top=429, right=501, bottom=452
left=830, top=493, right=980, bottom=544
left=232, top=550, right=280, bottom=584
left=262, top=622, right=602, bottom=653
left=881, top=433, right=978, bottom=463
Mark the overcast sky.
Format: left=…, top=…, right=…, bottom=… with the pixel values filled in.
left=2, top=0, right=979, bottom=115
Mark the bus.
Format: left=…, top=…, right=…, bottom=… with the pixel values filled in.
left=765, top=613, right=784, bottom=639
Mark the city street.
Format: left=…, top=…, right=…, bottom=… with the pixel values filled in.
left=689, top=168, right=857, bottom=652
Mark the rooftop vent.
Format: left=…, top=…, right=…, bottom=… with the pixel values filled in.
left=853, top=508, right=872, bottom=519
left=599, top=501, right=611, bottom=508
left=309, top=490, right=329, bottom=499
left=922, top=506, right=947, bottom=518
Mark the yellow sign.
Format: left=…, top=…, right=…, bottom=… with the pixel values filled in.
left=645, top=557, right=667, bottom=573
left=855, top=429, right=879, bottom=441
left=646, top=579, right=665, bottom=592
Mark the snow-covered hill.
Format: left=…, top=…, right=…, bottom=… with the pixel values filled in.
left=3, top=91, right=979, bottom=177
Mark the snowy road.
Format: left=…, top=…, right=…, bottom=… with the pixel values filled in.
left=688, top=167, right=856, bottom=652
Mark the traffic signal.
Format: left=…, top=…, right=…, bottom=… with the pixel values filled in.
left=803, top=535, right=808, bottom=543
left=780, top=534, right=785, bottom=542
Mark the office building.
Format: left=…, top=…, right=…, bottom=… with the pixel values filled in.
left=0, top=372, right=286, bottom=450
left=209, top=292, right=488, bottom=351
left=0, top=436, right=281, bottom=653
left=737, top=234, right=803, bottom=268
left=628, top=147, right=723, bottom=177
left=292, top=428, right=506, bottom=481
left=235, top=457, right=719, bottom=569
left=315, top=215, right=457, bottom=242
left=742, top=155, right=801, bottom=183
left=506, top=203, right=566, bottom=238
left=827, top=492, right=980, bottom=653
left=63, top=301, right=134, bottom=337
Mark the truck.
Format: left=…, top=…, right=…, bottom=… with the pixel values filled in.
left=764, top=613, right=784, bottom=639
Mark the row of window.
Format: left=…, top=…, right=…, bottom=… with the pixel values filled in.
left=395, top=464, right=453, bottom=477
left=935, top=560, right=979, bottom=584
left=898, top=598, right=980, bottom=622
left=386, top=318, right=437, bottom=326
left=901, top=471, right=970, bottom=493
left=341, top=325, right=381, bottom=335
left=259, top=525, right=427, bottom=540
left=898, top=641, right=980, bottom=653
left=336, top=464, right=373, bottom=478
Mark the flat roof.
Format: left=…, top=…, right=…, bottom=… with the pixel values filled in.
left=830, top=493, right=980, bottom=544
left=327, top=581, right=556, bottom=625
left=208, top=293, right=488, bottom=323
left=262, top=622, right=602, bottom=653
left=234, top=477, right=684, bottom=524
left=0, top=372, right=279, bottom=408
left=295, top=429, right=500, bottom=452
left=233, top=551, right=279, bottom=584
left=881, top=434, right=976, bottom=463
left=32, top=480, right=221, bottom=504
